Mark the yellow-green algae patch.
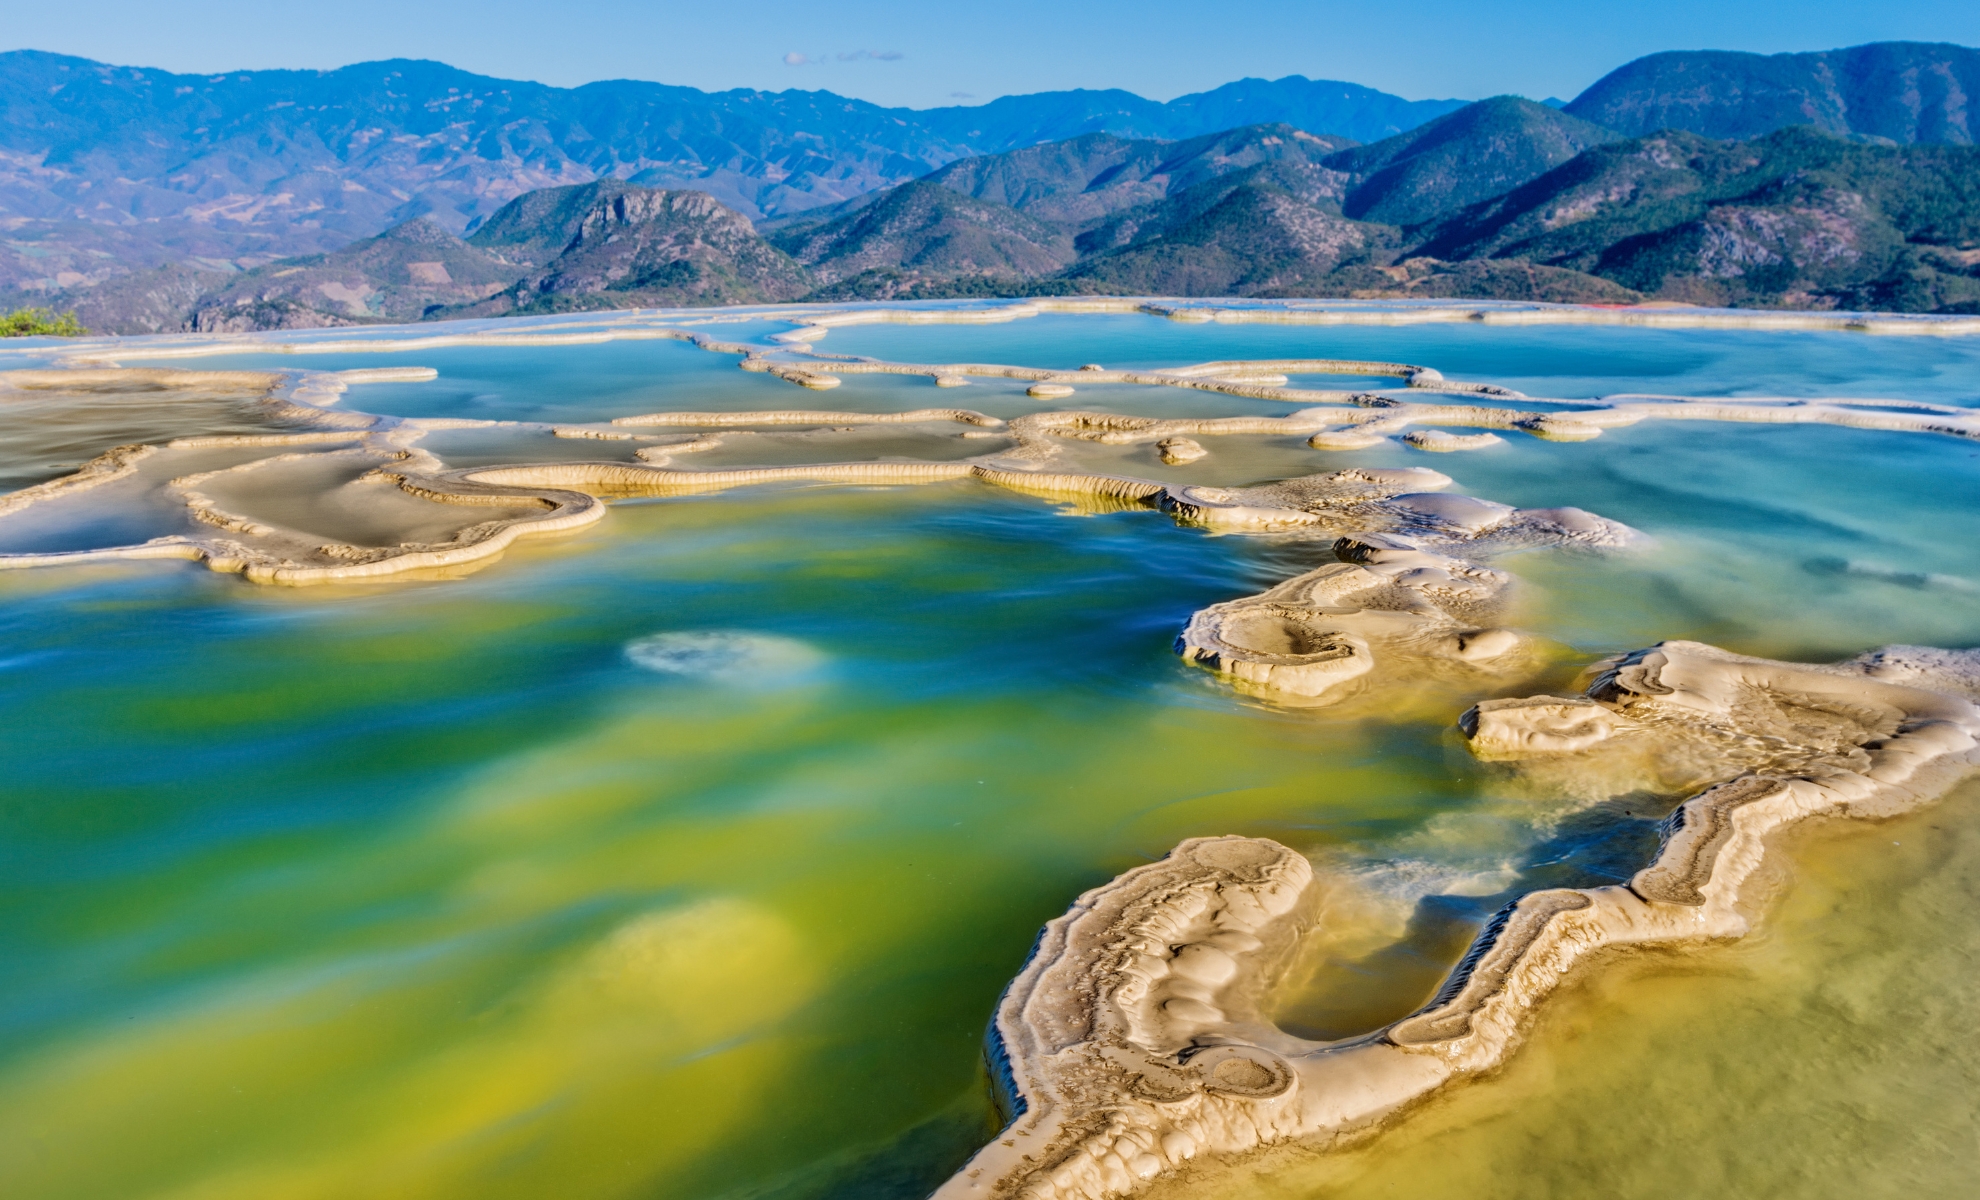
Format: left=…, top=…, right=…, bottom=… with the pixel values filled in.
left=1152, top=780, right=1980, bottom=1200
left=3, top=302, right=1980, bottom=1200
left=0, top=492, right=1467, bottom=1198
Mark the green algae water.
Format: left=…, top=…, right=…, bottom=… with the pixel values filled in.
left=4, top=310, right=1980, bottom=1198
left=1200, top=781, right=1980, bottom=1200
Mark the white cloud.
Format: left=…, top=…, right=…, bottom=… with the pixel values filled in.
left=783, top=50, right=905, bottom=67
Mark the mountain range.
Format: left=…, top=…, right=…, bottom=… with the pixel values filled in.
left=5, top=40, right=1979, bottom=329
left=0, top=50, right=1464, bottom=294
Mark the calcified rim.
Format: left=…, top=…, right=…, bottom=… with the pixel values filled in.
left=4, top=301, right=1976, bottom=584
left=0, top=367, right=614, bottom=584
left=11, top=298, right=1980, bottom=376
left=26, top=298, right=1978, bottom=444
left=935, top=640, right=1980, bottom=1200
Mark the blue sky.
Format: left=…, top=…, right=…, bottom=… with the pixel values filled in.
left=5, top=0, right=1977, bottom=108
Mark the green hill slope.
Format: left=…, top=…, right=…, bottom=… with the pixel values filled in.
left=1413, top=126, right=1980, bottom=309
left=927, top=124, right=1354, bottom=226
left=1064, top=179, right=1392, bottom=295
left=769, top=181, right=1076, bottom=289
left=1328, top=97, right=1622, bottom=227
left=188, top=218, right=525, bottom=330
left=1564, top=42, right=1980, bottom=144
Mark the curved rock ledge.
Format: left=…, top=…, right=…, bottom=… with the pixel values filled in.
left=0, top=367, right=611, bottom=584
left=1402, top=430, right=1504, bottom=452
left=938, top=640, right=1980, bottom=1200
left=23, top=305, right=1980, bottom=456
left=1171, top=475, right=1634, bottom=703
left=4, top=311, right=1974, bottom=592
left=1176, top=539, right=1527, bottom=703
left=0, top=366, right=286, bottom=393
left=0, top=444, right=605, bottom=584
left=611, top=407, right=1005, bottom=429
left=52, top=323, right=745, bottom=366
left=0, top=442, right=161, bottom=519
left=778, top=297, right=1980, bottom=339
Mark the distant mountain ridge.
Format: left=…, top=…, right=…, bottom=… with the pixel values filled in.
left=0, top=48, right=1460, bottom=294
left=103, top=97, right=1980, bottom=333
left=912, top=78, right=1464, bottom=150
left=9, top=39, right=1980, bottom=329
left=1566, top=41, right=1980, bottom=143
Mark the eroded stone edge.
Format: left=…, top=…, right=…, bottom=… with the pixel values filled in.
left=936, top=642, right=1980, bottom=1200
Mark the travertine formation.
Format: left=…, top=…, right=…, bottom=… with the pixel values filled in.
left=0, top=356, right=1634, bottom=594
left=1402, top=429, right=1503, bottom=452
left=4, top=301, right=1977, bottom=1196
left=0, top=367, right=605, bottom=583
left=1176, top=540, right=1522, bottom=703
left=938, top=640, right=1980, bottom=1200
left=6, top=298, right=1977, bottom=586
left=1170, top=474, right=1632, bottom=703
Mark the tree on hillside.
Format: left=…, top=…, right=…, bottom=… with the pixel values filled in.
left=1, top=308, right=86, bottom=337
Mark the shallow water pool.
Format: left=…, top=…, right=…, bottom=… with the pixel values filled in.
left=3, top=308, right=1978, bottom=1199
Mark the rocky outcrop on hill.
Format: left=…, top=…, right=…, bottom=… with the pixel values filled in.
left=465, top=188, right=811, bottom=314
left=462, top=181, right=649, bottom=269
left=90, top=185, right=814, bottom=330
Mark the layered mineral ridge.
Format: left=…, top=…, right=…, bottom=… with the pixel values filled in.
left=4, top=297, right=1979, bottom=1197
left=940, top=641, right=1980, bottom=1199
